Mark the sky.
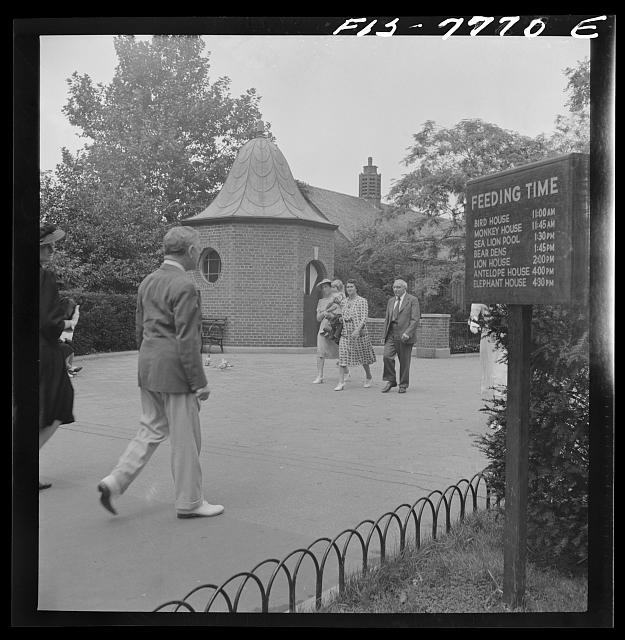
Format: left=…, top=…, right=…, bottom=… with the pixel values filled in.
left=40, top=34, right=589, bottom=202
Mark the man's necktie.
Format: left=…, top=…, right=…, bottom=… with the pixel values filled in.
left=392, top=296, right=400, bottom=321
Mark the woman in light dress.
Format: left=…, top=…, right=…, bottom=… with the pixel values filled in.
left=468, top=303, right=507, bottom=400
left=313, top=279, right=343, bottom=384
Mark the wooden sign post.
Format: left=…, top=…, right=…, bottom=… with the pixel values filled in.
left=465, top=153, right=589, bottom=608
left=503, top=304, right=532, bottom=607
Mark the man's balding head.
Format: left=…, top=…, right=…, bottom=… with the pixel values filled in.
left=392, top=279, right=407, bottom=296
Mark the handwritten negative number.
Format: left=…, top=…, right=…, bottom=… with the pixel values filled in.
left=439, top=16, right=547, bottom=39
left=335, top=16, right=607, bottom=39
left=467, top=16, right=495, bottom=36
left=438, top=18, right=463, bottom=40
left=498, top=16, right=521, bottom=36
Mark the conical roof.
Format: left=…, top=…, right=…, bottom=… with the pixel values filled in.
left=185, top=133, right=336, bottom=229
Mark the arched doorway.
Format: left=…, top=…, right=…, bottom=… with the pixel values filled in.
left=303, top=260, right=327, bottom=347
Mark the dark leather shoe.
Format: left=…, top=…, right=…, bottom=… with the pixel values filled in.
left=381, top=381, right=397, bottom=393
left=39, top=481, right=52, bottom=491
left=98, top=482, right=118, bottom=515
left=398, top=386, right=407, bottom=394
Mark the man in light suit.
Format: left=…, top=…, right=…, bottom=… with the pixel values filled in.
left=98, top=227, right=224, bottom=519
left=381, top=279, right=421, bottom=394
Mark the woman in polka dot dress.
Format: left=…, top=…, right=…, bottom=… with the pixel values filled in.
left=335, top=279, right=375, bottom=391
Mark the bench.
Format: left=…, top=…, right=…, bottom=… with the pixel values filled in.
left=201, top=318, right=227, bottom=353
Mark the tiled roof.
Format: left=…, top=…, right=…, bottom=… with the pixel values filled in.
left=297, top=184, right=383, bottom=241
left=185, top=137, right=336, bottom=229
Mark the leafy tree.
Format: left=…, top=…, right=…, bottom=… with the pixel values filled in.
left=563, top=56, right=590, bottom=113
left=549, top=57, right=590, bottom=154
left=419, top=275, right=464, bottom=320
left=42, top=35, right=268, bottom=292
left=333, top=212, right=449, bottom=315
left=388, top=119, right=552, bottom=254
left=333, top=238, right=385, bottom=317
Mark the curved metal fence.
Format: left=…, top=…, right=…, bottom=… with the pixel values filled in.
left=154, top=471, right=501, bottom=613
left=450, top=322, right=481, bottom=354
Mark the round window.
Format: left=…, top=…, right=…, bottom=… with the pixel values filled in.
left=200, top=248, right=222, bottom=283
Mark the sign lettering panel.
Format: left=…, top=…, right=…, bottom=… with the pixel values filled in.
left=465, top=153, right=589, bottom=305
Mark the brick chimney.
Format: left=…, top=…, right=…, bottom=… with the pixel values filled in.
left=249, top=119, right=266, bottom=139
left=358, top=156, right=381, bottom=208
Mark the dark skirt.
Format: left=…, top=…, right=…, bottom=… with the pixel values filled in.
left=58, top=341, right=73, bottom=361
left=39, top=342, right=74, bottom=429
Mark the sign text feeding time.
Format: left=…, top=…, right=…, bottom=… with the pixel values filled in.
left=465, top=154, right=589, bottom=305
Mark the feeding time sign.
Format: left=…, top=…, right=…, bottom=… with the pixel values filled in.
left=465, top=153, right=589, bottom=305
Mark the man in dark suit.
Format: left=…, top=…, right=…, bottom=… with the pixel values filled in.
left=381, top=279, right=421, bottom=394
left=98, top=227, right=224, bottom=519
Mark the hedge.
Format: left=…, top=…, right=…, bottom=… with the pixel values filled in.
left=59, top=290, right=137, bottom=356
left=474, top=303, right=589, bottom=570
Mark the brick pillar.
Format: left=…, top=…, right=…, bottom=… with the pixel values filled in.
left=415, top=313, right=451, bottom=358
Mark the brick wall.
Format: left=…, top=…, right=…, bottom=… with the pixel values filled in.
left=191, top=221, right=335, bottom=346
left=416, top=313, right=451, bottom=358
left=368, top=315, right=451, bottom=358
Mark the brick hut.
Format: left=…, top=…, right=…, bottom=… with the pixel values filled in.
left=184, top=122, right=338, bottom=347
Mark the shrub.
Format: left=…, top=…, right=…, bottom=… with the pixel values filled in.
left=59, top=289, right=137, bottom=355
left=474, top=303, right=589, bottom=570
left=415, top=275, right=466, bottom=320
left=421, top=293, right=465, bottom=321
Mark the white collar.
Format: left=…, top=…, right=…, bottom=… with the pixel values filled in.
left=163, top=259, right=185, bottom=272
left=395, top=292, right=406, bottom=303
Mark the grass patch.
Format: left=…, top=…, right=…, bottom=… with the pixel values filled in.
left=318, top=509, right=587, bottom=613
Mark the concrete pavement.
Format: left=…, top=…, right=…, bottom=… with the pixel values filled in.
left=38, top=351, right=489, bottom=612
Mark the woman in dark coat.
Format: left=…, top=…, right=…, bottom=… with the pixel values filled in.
left=39, top=223, right=75, bottom=489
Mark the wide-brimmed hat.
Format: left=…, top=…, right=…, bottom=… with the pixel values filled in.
left=40, top=224, right=66, bottom=245
left=317, top=278, right=332, bottom=287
